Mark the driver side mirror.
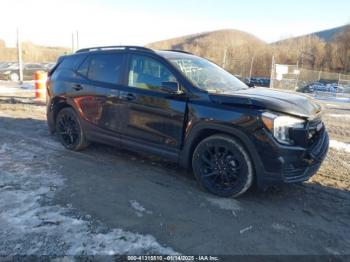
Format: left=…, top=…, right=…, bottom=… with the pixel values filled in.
left=161, top=81, right=182, bottom=94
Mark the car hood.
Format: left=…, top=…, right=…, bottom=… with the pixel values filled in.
left=209, top=87, right=321, bottom=118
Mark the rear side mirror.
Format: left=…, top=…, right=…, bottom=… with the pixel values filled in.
left=161, top=81, right=182, bottom=94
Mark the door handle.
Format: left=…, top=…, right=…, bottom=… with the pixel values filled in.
left=73, top=84, right=83, bottom=91
left=120, top=93, right=136, bottom=101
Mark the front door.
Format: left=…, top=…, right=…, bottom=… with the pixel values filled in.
left=118, top=53, right=187, bottom=153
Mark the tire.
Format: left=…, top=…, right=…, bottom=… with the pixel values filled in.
left=192, top=134, right=254, bottom=197
left=55, top=107, right=89, bottom=151
left=9, top=73, right=19, bottom=82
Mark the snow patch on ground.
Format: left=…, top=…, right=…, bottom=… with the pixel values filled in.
left=130, top=200, right=153, bottom=217
left=239, top=226, right=253, bottom=234
left=329, top=140, right=350, bottom=153
left=0, top=140, right=177, bottom=255
left=206, top=197, right=241, bottom=216
left=272, top=223, right=295, bottom=234
left=21, top=81, right=35, bottom=90
left=0, top=81, right=34, bottom=95
left=0, top=87, right=20, bottom=94
left=314, top=95, right=350, bottom=103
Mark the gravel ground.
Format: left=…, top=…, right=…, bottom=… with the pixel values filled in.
left=0, top=82, right=349, bottom=257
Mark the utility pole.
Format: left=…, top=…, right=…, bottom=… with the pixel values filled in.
left=295, top=60, right=300, bottom=90
left=71, top=32, right=75, bottom=53
left=76, top=30, right=79, bottom=50
left=222, top=49, right=227, bottom=69
left=248, top=54, right=255, bottom=84
left=16, top=27, right=23, bottom=83
left=269, top=55, right=275, bottom=88
left=295, top=66, right=300, bottom=90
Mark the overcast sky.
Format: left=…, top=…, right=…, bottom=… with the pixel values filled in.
left=0, top=0, right=349, bottom=48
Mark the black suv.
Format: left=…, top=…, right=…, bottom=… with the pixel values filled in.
left=47, top=46, right=329, bottom=197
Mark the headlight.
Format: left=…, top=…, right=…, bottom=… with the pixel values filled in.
left=262, top=112, right=305, bottom=145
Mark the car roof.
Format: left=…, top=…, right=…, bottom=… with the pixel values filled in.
left=73, top=45, right=196, bottom=59
left=75, top=46, right=154, bottom=53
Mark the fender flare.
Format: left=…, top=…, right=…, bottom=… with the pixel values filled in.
left=47, top=97, right=78, bottom=133
left=179, top=123, right=265, bottom=179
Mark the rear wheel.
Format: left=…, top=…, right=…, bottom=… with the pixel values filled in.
left=192, top=135, right=253, bottom=197
left=55, top=107, right=89, bottom=151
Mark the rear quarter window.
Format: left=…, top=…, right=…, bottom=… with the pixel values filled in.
left=58, top=54, right=87, bottom=70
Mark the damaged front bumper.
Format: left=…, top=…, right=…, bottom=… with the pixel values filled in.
left=254, top=124, right=329, bottom=187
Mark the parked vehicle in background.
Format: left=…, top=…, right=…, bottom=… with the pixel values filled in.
left=23, top=63, right=48, bottom=80
left=42, top=62, right=56, bottom=70
left=46, top=46, right=329, bottom=197
left=0, top=62, right=20, bottom=81
left=296, top=80, right=344, bottom=94
left=0, top=62, right=15, bottom=69
left=248, top=77, right=271, bottom=87
left=0, top=62, right=48, bottom=81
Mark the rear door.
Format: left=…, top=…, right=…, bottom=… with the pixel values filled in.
left=117, top=53, right=187, bottom=155
left=68, top=52, right=126, bottom=135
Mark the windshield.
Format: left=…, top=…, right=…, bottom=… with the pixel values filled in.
left=166, top=54, right=247, bottom=93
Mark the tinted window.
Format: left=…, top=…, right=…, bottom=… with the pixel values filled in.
left=88, top=53, right=124, bottom=84
left=77, top=57, right=90, bottom=76
left=59, top=54, right=86, bottom=70
left=128, top=55, right=176, bottom=91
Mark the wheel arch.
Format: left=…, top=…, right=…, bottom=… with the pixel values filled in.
left=179, top=123, right=264, bottom=179
left=48, top=98, right=75, bottom=133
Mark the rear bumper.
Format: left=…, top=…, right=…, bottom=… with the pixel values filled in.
left=255, top=128, right=329, bottom=187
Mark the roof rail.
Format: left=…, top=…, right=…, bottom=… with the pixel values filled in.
left=165, top=49, right=194, bottom=55
left=75, top=46, right=154, bottom=53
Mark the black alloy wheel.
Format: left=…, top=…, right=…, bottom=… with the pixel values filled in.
left=55, top=107, right=89, bottom=151
left=192, top=135, right=253, bottom=197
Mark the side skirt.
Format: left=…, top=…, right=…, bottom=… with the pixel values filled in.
left=82, top=120, right=179, bottom=163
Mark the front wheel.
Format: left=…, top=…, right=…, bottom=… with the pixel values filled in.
left=55, top=107, right=89, bottom=151
left=192, top=135, right=254, bottom=197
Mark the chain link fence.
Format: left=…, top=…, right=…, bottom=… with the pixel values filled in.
left=223, top=58, right=252, bottom=82
left=270, top=64, right=299, bottom=90
left=270, top=62, right=350, bottom=101
left=225, top=57, right=271, bottom=87
left=339, top=73, right=350, bottom=93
